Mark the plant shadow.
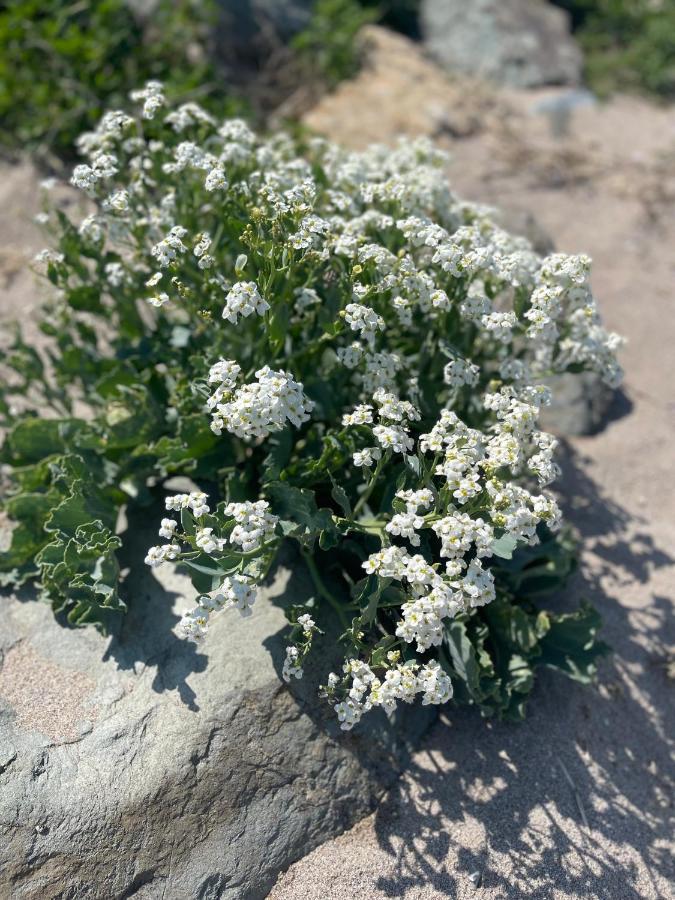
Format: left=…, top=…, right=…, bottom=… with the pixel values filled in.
left=361, top=442, right=674, bottom=899
left=101, top=498, right=207, bottom=711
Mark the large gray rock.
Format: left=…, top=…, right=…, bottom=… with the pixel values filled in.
left=0, top=537, right=434, bottom=899
left=540, top=370, right=616, bottom=436
left=421, top=0, right=582, bottom=88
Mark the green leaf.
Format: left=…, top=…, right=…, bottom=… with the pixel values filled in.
left=2, top=417, right=100, bottom=465
left=491, top=533, right=519, bottom=559
left=267, top=482, right=337, bottom=544
left=485, top=599, right=541, bottom=653
left=262, top=427, right=293, bottom=483
left=36, top=518, right=124, bottom=627
left=0, top=491, right=57, bottom=571
left=268, top=303, right=289, bottom=350
left=444, top=618, right=485, bottom=703
left=45, top=476, right=115, bottom=535
left=539, top=601, right=609, bottom=684
left=67, top=284, right=103, bottom=313
left=103, top=384, right=164, bottom=450
left=330, top=477, right=351, bottom=517
left=370, top=634, right=397, bottom=669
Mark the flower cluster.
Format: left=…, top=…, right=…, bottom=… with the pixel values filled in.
left=142, top=490, right=277, bottom=642
left=207, top=364, right=314, bottom=440
left=44, top=83, right=624, bottom=728
left=222, top=281, right=270, bottom=324
left=225, top=500, right=278, bottom=552
left=329, top=657, right=453, bottom=731
left=181, top=576, right=258, bottom=643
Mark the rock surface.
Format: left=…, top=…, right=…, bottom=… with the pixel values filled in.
left=539, top=370, right=616, bottom=436
left=420, top=0, right=582, bottom=88
left=0, top=539, right=434, bottom=900
left=302, top=26, right=500, bottom=148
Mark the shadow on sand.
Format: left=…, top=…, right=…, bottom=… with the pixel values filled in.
left=363, top=442, right=674, bottom=899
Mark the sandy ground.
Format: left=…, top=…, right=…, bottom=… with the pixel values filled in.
left=0, top=29, right=673, bottom=899
left=270, top=29, right=675, bottom=900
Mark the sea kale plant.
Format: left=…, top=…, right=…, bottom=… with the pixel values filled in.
left=0, top=85, right=623, bottom=729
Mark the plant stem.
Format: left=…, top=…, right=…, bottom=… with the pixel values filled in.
left=300, top=546, right=349, bottom=629
left=353, top=452, right=386, bottom=518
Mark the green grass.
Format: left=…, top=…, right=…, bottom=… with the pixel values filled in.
left=0, top=0, right=242, bottom=163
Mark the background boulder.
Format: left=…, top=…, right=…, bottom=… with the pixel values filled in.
left=420, top=0, right=582, bottom=88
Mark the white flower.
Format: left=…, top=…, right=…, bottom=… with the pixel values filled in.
left=443, top=357, right=479, bottom=388
left=288, top=214, right=330, bottom=250
left=165, top=102, right=215, bottom=132
left=337, top=658, right=453, bottom=727
left=215, top=576, right=257, bottom=618
left=386, top=512, right=425, bottom=546
left=222, top=281, right=270, bottom=324
left=418, top=661, right=453, bottom=705
left=144, top=543, right=180, bottom=568
left=151, top=225, right=188, bottom=267
left=353, top=447, right=381, bottom=468
left=373, top=424, right=414, bottom=454
left=180, top=576, right=258, bottom=643
left=225, top=500, right=278, bottom=552
left=337, top=342, right=363, bottom=369
left=294, top=287, right=321, bottom=313
left=70, top=106, right=622, bottom=726
left=432, top=513, right=493, bottom=559
left=195, top=527, right=225, bottom=555
left=158, top=518, right=178, bottom=540
left=481, top=311, right=518, bottom=343
left=344, top=303, right=385, bottom=344
left=210, top=367, right=313, bottom=440
left=205, top=166, right=228, bottom=191
left=342, top=404, right=373, bottom=426
left=79, top=215, right=104, bottom=243
left=104, top=190, right=129, bottom=212
left=363, top=546, right=409, bottom=579
left=165, top=491, right=211, bottom=517
left=396, top=488, right=434, bottom=514
left=282, top=646, right=303, bottom=682
left=131, top=81, right=165, bottom=119
left=335, top=698, right=364, bottom=730
left=297, top=613, right=316, bottom=634
left=462, top=559, right=496, bottom=608
left=208, top=358, right=241, bottom=390
left=148, top=292, right=170, bottom=308
left=373, top=389, right=420, bottom=424
left=105, top=262, right=127, bottom=287
left=33, top=249, right=64, bottom=267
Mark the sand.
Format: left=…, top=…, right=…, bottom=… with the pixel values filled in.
left=270, top=29, right=675, bottom=900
